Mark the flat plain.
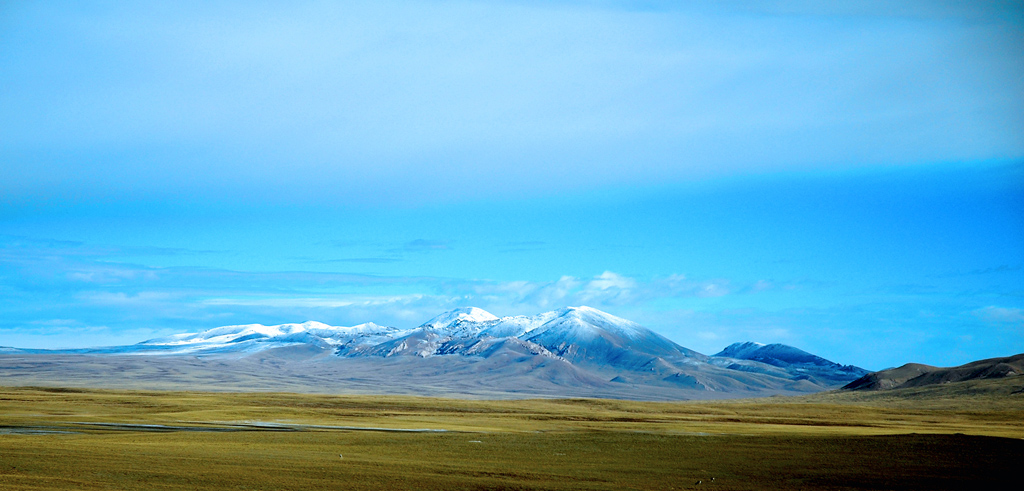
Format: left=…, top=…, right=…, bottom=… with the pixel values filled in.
left=1, top=377, right=1022, bottom=490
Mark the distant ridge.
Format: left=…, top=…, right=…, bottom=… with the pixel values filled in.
left=717, top=341, right=856, bottom=369
left=712, top=341, right=868, bottom=386
left=843, top=353, right=1024, bottom=391
left=0, top=306, right=869, bottom=399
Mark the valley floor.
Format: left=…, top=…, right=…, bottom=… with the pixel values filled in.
left=1, top=378, right=1022, bottom=490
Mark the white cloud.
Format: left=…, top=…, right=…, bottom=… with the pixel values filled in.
left=972, top=306, right=1024, bottom=324
left=519, top=276, right=582, bottom=310
left=448, top=271, right=740, bottom=313
left=587, top=271, right=637, bottom=291
left=77, top=291, right=175, bottom=305
left=202, top=294, right=428, bottom=309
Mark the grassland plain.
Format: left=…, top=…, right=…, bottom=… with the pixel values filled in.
left=1, top=378, right=1022, bottom=490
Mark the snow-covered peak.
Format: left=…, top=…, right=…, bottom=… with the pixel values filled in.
left=420, top=307, right=498, bottom=329
left=509, top=305, right=706, bottom=365
left=146, top=321, right=305, bottom=345
left=542, top=306, right=645, bottom=338
left=558, top=306, right=628, bottom=322
left=715, top=341, right=766, bottom=359
left=140, top=320, right=398, bottom=348
left=471, top=307, right=638, bottom=340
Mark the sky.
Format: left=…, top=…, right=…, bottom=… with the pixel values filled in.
left=1, top=1, right=1022, bottom=370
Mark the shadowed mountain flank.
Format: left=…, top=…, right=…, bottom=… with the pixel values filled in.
left=713, top=341, right=869, bottom=386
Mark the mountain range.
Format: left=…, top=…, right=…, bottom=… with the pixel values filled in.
left=0, top=306, right=869, bottom=400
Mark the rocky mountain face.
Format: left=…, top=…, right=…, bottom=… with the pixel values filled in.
left=2, top=306, right=870, bottom=398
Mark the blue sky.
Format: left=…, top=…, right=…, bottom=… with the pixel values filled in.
left=2, top=1, right=1022, bottom=369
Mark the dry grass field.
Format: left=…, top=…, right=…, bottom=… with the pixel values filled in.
left=1, top=377, right=1022, bottom=490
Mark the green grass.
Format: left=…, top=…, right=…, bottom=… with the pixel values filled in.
left=1, top=381, right=1022, bottom=490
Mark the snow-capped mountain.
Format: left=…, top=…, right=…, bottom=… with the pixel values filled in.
left=1, top=307, right=868, bottom=398
left=711, top=341, right=868, bottom=385
left=715, top=341, right=770, bottom=360
left=421, top=307, right=499, bottom=329
left=138, top=320, right=400, bottom=355
left=346, top=306, right=704, bottom=369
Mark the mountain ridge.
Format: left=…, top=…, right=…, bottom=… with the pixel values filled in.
left=1, top=306, right=869, bottom=399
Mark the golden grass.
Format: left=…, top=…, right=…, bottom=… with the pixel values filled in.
left=1, top=381, right=1022, bottom=490
left=3, top=383, right=1021, bottom=437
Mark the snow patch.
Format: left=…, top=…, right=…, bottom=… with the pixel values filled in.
left=421, top=307, right=498, bottom=329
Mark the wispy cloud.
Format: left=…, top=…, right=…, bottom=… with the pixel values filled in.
left=972, top=306, right=1024, bottom=325
left=0, top=234, right=217, bottom=262
left=76, top=291, right=177, bottom=306
left=402, top=239, right=450, bottom=252
left=970, top=265, right=1023, bottom=275
left=318, top=258, right=403, bottom=264
left=503, top=241, right=545, bottom=247
left=498, top=241, right=547, bottom=253
left=202, top=294, right=428, bottom=309
left=442, top=271, right=737, bottom=311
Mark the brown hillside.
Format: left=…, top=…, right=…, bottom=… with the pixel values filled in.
left=843, top=353, right=1024, bottom=391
